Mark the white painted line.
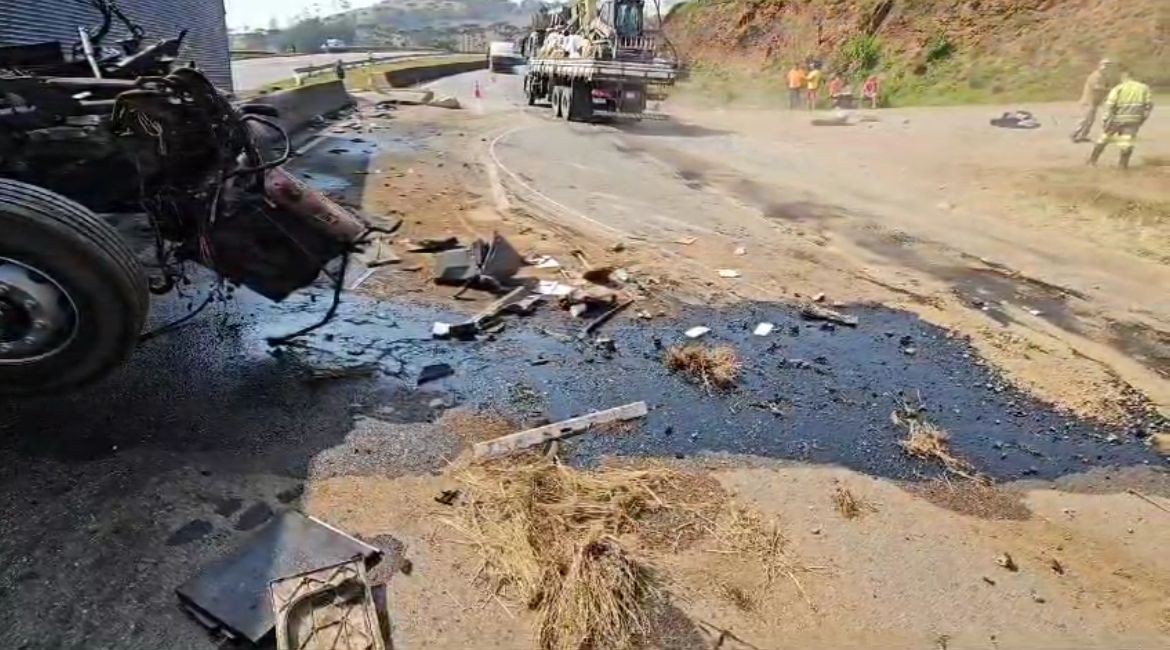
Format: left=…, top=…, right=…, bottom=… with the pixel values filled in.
left=295, top=134, right=328, bottom=156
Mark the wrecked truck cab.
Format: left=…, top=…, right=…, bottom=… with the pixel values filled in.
left=0, top=2, right=369, bottom=395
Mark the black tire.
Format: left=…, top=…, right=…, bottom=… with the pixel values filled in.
left=0, top=179, right=148, bottom=395
left=525, top=75, right=537, bottom=106
left=559, top=86, right=571, bottom=120
left=567, top=80, right=593, bottom=122
left=552, top=86, right=563, bottom=118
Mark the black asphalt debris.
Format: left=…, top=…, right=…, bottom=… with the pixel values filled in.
left=235, top=501, right=275, bottom=532
left=410, top=237, right=461, bottom=253
left=417, top=363, right=454, bottom=385
left=166, top=520, right=214, bottom=547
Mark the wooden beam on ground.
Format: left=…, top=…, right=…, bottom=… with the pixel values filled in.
left=473, top=401, right=648, bottom=461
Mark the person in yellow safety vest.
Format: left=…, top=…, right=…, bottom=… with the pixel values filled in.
left=1089, top=66, right=1154, bottom=169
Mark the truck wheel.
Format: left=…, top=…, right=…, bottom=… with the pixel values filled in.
left=0, top=179, right=149, bottom=395
left=525, top=76, right=537, bottom=106
left=559, top=87, right=572, bottom=120
left=567, top=81, right=593, bottom=122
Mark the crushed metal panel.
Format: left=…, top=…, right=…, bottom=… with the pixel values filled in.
left=271, top=558, right=386, bottom=650
left=481, top=232, right=523, bottom=282
left=176, top=511, right=381, bottom=643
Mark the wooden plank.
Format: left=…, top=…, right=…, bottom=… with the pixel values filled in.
left=473, top=401, right=648, bottom=461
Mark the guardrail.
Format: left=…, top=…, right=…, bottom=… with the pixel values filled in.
left=292, top=53, right=460, bottom=78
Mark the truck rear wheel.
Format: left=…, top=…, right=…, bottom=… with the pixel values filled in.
left=552, top=86, right=569, bottom=119
left=567, top=80, right=593, bottom=122
left=0, top=179, right=148, bottom=395
left=559, top=87, right=572, bottom=120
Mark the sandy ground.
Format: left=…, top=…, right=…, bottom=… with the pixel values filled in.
left=303, top=420, right=1170, bottom=649
left=276, top=78, right=1170, bottom=649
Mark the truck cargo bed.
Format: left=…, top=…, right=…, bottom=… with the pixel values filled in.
left=526, top=58, right=677, bottom=83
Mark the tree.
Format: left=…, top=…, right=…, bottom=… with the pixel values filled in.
left=276, top=15, right=357, bottom=52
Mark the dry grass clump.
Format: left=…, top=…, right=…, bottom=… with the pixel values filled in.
left=892, top=399, right=978, bottom=480
left=665, top=345, right=741, bottom=391
left=446, top=458, right=727, bottom=650
left=832, top=486, right=874, bottom=520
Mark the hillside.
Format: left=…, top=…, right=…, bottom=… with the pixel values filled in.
left=334, top=0, right=543, bottom=49
left=665, top=0, right=1169, bottom=106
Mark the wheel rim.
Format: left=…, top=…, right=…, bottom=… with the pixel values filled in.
left=0, top=256, right=79, bottom=365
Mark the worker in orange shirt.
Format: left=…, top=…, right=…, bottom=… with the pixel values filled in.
left=786, top=63, right=807, bottom=110
left=862, top=75, right=880, bottom=108
left=828, top=72, right=845, bottom=108
left=806, top=64, right=824, bottom=111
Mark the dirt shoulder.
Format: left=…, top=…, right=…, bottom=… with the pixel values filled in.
left=304, top=435, right=1170, bottom=649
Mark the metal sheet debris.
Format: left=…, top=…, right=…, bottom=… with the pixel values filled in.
left=176, top=512, right=381, bottom=643
left=581, top=299, right=634, bottom=338
left=473, top=401, right=649, bottom=461
left=685, top=326, right=710, bottom=339
left=538, top=280, right=574, bottom=297
left=270, top=558, right=385, bottom=650
left=480, top=233, right=524, bottom=283
left=433, top=246, right=480, bottom=284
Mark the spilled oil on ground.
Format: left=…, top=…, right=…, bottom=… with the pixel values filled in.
left=3, top=283, right=1161, bottom=485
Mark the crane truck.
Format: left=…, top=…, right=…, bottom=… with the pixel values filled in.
left=521, top=0, right=677, bottom=121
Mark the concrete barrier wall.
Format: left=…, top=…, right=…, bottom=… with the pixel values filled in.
left=382, top=59, right=487, bottom=88
left=249, top=81, right=353, bottom=134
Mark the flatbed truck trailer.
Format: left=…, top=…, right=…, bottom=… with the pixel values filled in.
left=522, top=57, right=677, bottom=121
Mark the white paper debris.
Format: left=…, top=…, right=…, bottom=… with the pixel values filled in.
left=718, top=269, right=741, bottom=278
left=753, top=322, right=774, bottom=336
left=685, top=326, right=710, bottom=339
left=537, top=280, right=574, bottom=296
left=534, top=256, right=561, bottom=269
left=734, top=246, right=746, bottom=256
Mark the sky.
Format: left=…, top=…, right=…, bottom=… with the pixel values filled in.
left=224, top=0, right=381, bottom=31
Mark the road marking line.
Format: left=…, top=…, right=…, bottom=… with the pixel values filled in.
left=485, top=122, right=780, bottom=298
left=488, top=123, right=719, bottom=238
left=295, top=134, right=328, bottom=156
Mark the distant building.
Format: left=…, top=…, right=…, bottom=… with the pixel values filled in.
left=1, top=0, right=232, bottom=89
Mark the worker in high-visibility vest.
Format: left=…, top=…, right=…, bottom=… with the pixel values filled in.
left=1089, top=66, right=1154, bottom=169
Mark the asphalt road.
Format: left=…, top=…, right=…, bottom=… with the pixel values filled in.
left=231, top=50, right=431, bottom=91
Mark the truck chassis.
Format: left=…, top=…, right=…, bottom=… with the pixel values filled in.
left=523, top=59, right=676, bottom=121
